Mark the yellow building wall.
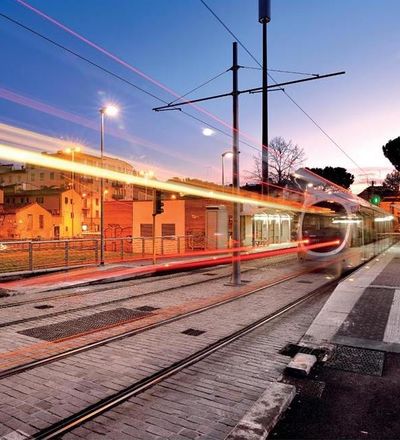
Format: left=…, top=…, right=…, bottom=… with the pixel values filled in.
left=132, top=200, right=185, bottom=254
left=60, top=189, right=83, bottom=238
left=15, top=204, right=53, bottom=240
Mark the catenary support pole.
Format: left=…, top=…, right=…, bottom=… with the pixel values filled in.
left=232, top=41, right=241, bottom=285
left=259, top=0, right=271, bottom=194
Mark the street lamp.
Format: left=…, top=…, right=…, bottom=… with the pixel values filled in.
left=99, top=104, right=119, bottom=266
left=64, top=146, right=81, bottom=190
left=139, top=170, right=155, bottom=200
left=221, top=151, right=233, bottom=186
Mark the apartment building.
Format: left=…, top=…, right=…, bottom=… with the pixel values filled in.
left=3, top=188, right=82, bottom=238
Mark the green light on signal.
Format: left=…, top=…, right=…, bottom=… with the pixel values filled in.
left=370, top=195, right=381, bottom=205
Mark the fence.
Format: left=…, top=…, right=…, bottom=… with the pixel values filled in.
left=0, top=235, right=194, bottom=274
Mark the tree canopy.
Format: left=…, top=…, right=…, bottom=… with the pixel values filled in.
left=383, top=137, right=400, bottom=171
left=308, top=166, right=354, bottom=189
left=245, top=136, right=305, bottom=186
left=382, top=169, right=400, bottom=194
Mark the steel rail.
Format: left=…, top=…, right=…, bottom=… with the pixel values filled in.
left=0, top=266, right=303, bottom=380
left=0, top=257, right=296, bottom=331
left=32, top=278, right=337, bottom=439
left=0, top=253, right=291, bottom=309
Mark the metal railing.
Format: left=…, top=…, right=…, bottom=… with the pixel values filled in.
left=0, top=235, right=194, bottom=274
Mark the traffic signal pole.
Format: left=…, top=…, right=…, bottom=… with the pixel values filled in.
left=152, top=189, right=164, bottom=264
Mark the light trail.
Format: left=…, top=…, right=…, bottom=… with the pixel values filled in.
left=0, top=88, right=219, bottom=175
left=0, top=141, right=325, bottom=213
left=14, top=0, right=286, bottom=160
left=0, top=239, right=342, bottom=368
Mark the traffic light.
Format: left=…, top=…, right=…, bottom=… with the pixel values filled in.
left=370, top=194, right=381, bottom=206
left=153, top=190, right=164, bottom=215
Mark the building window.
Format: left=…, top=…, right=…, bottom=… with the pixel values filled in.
left=140, top=224, right=153, bottom=237
left=162, top=224, right=176, bottom=236
left=39, top=215, right=44, bottom=229
left=65, top=197, right=68, bottom=204
left=96, top=210, right=99, bottom=218
left=40, top=172, right=44, bottom=181
left=95, top=198, right=99, bottom=206
left=31, top=173, right=35, bottom=181
left=27, top=214, right=33, bottom=231
left=50, top=172, right=55, bottom=180
left=36, top=197, right=44, bottom=203
left=83, top=199, right=88, bottom=208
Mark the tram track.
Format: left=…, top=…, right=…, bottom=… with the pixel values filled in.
left=0, top=265, right=304, bottom=380
left=0, top=246, right=376, bottom=379
left=0, top=255, right=297, bottom=329
left=31, top=274, right=340, bottom=439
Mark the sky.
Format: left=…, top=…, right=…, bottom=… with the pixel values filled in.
left=1, top=0, right=400, bottom=193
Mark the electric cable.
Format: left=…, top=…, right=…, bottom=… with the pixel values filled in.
left=0, top=12, right=262, bottom=155
left=199, top=0, right=366, bottom=173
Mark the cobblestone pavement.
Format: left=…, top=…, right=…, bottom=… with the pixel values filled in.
left=0, top=263, right=330, bottom=438
left=0, top=256, right=302, bottom=366
left=61, top=290, right=329, bottom=439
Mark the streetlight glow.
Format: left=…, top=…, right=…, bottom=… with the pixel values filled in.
left=102, top=104, right=119, bottom=117
left=202, top=128, right=214, bottom=137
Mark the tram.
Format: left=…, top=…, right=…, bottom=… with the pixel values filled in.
left=294, top=169, right=395, bottom=272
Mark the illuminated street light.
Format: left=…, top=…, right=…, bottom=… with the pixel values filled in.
left=221, top=151, right=233, bottom=186
left=139, top=170, right=155, bottom=200
left=63, top=146, right=81, bottom=238
left=99, top=104, right=119, bottom=266
left=63, top=146, right=81, bottom=190
left=103, top=105, right=119, bottom=117
left=202, top=128, right=214, bottom=137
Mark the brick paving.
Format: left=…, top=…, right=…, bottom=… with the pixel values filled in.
left=0, top=263, right=329, bottom=438
left=62, top=290, right=328, bottom=439
left=0, top=256, right=300, bottom=366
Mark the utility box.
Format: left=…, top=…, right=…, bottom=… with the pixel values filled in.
left=205, top=205, right=228, bottom=249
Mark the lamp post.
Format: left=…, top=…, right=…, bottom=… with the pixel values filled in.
left=64, top=146, right=81, bottom=191
left=99, top=104, right=119, bottom=266
left=64, top=146, right=81, bottom=238
left=139, top=170, right=155, bottom=200
left=221, top=151, right=233, bottom=186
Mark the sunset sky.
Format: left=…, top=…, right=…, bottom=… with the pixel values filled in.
left=1, top=0, right=399, bottom=192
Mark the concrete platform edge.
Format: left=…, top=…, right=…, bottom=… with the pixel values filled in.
left=224, top=381, right=296, bottom=440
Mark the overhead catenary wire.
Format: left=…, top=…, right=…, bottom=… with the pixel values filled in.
left=168, top=69, right=230, bottom=105
left=199, top=0, right=366, bottom=174
left=0, top=12, right=263, bottom=156
left=241, top=66, right=319, bottom=77
left=12, top=0, right=322, bottom=187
